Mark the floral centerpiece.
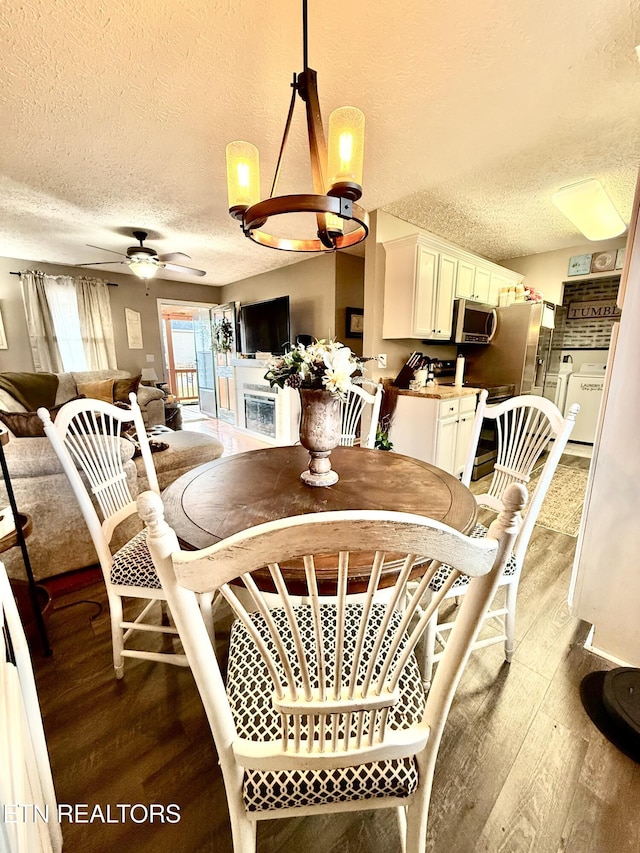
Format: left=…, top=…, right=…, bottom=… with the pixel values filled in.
left=264, top=339, right=358, bottom=399
left=265, top=340, right=359, bottom=487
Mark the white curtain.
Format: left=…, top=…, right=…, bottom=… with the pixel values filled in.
left=19, top=271, right=63, bottom=373
left=40, top=277, right=87, bottom=371
left=21, top=271, right=117, bottom=372
left=75, top=277, right=117, bottom=370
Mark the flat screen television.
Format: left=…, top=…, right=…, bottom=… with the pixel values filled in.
left=239, top=295, right=291, bottom=356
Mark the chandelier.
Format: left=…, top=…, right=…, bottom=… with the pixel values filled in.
left=225, top=0, right=369, bottom=253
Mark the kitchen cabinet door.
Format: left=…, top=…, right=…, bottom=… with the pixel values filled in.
left=488, top=272, right=507, bottom=306
left=473, top=268, right=491, bottom=303
left=435, top=415, right=459, bottom=474
left=456, top=260, right=475, bottom=299
left=433, top=253, right=457, bottom=339
left=412, top=244, right=440, bottom=337
left=454, top=409, right=476, bottom=473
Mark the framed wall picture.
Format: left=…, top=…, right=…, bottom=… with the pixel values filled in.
left=345, top=307, right=364, bottom=338
left=0, top=306, right=7, bottom=349
left=567, top=254, right=593, bottom=276
left=125, top=308, right=143, bottom=349
left=590, top=250, right=616, bottom=273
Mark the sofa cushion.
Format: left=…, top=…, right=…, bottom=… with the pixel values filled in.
left=76, top=378, right=115, bottom=403
left=71, top=369, right=130, bottom=386
left=113, top=374, right=142, bottom=403
left=0, top=390, right=27, bottom=414
left=0, top=372, right=59, bottom=410
left=0, top=396, right=86, bottom=438
left=55, top=373, right=79, bottom=405
left=4, top=434, right=136, bottom=478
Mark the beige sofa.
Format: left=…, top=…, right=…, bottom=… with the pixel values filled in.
left=0, top=370, right=224, bottom=581
left=0, top=369, right=166, bottom=430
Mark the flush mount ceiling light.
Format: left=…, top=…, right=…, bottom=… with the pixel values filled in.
left=551, top=179, right=627, bottom=241
left=225, top=0, right=369, bottom=252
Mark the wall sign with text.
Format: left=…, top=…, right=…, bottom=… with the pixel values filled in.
left=566, top=300, right=621, bottom=320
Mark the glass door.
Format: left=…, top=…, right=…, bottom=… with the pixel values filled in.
left=211, top=303, right=237, bottom=423
left=193, top=307, right=217, bottom=417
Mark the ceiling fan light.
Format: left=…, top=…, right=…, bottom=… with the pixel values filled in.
left=226, top=141, right=261, bottom=219
left=327, top=106, right=365, bottom=198
left=129, top=257, right=159, bottom=279
left=551, top=179, right=627, bottom=241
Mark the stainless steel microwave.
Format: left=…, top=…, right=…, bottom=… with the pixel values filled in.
left=451, top=298, right=497, bottom=344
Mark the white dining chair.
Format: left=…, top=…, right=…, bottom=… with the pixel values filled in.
left=420, top=391, right=580, bottom=688
left=136, top=482, right=526, bottom=853
left=38, top=394, right=214, bottom=679
left=340, top=381, right=383, bottom=448
left=0, top=561, right=62, bottom=853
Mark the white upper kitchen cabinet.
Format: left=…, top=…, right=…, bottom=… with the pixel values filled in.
left=383, top=233, right=524, bottom=340
left=382, top=235, right=454, bottom=340
left=455, top=260, right=475, bottom=299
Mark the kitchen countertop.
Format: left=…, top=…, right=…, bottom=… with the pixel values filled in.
left=396, top=385, right=480, bottom=400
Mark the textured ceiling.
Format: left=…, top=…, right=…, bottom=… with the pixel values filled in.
left=1, top=0, right=639, bottom=285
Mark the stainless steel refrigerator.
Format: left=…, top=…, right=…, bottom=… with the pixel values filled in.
left=463, top=301, right=555, bottom=395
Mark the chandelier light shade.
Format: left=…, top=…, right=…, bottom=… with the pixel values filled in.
left=226, top=141, right=261, bottom=215
left=226, top=0, right=369, bottom=253
left=128, top=257, right=159, bottom=279
left=551, top=179, right=627, bottom=241
left=327, top=106, right=365, bottom=194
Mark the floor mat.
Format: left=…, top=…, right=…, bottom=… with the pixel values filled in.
left=528, top=464, right=588, bottom=536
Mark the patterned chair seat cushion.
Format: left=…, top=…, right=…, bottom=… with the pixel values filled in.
left=110, top=529, right=161, bottom=589
left=226, top=603, right=425, bottom=813
left=429, top=522, right=517, bottom=593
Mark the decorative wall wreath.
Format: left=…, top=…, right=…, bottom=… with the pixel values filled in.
left=211, top=317, right=234, bottom=353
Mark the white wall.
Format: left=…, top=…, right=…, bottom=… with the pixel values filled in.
left=501, top=237, right=626, bottom=305
left=569, top=182, right=640, bottom=666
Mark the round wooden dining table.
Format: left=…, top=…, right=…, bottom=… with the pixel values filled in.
left=162, top=445, right=478, bottom=594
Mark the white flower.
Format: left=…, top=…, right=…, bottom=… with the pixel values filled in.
left=323, top=345, right=356, bottom=375
left=264, top=338, right=359, bottom=397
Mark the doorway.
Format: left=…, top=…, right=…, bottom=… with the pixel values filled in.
left=157, top=299, right=217, bottom=416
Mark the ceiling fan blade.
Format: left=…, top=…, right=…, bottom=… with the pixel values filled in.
left=158, top=252, right=192, bottom=262
left=86, top=243, right=127, bottom=257
left=161, top=262, right=206, bottom=277
left=76, top=260, right=126, bottom=267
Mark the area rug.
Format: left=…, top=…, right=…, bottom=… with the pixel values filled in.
left=527, top=464, right=589, bottom=536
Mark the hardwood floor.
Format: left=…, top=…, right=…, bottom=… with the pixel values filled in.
left=29, top=444, right=640, bottom=853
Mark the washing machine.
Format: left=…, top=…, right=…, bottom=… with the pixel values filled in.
left=564, top=363, right=607, bottom=443
left=543, top=362, right=573, bottom=412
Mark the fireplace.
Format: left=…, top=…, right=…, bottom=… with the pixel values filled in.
left=233, top=361, right=301, bottom=445
left=244, top=393, right=276, bottom=439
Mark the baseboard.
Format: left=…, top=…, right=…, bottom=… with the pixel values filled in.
left=583, top=624, right=636, bottom=668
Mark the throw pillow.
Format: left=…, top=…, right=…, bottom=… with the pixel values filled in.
left=0, top=396, right=85, bottom=438
left=76, top=378, right=115, bottom=404
left=113, top=374, right=142, bottom=404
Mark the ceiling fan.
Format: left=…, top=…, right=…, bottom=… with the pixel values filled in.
left=77, top=230, right=206, bottom=280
